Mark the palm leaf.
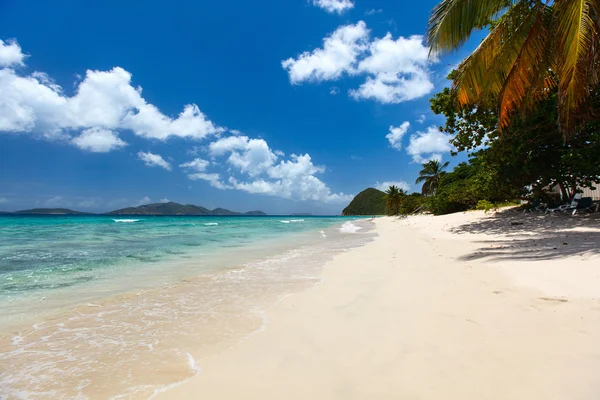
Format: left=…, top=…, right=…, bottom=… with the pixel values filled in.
left=498, top=5, right=551, bottom=129
left=427, top=0, right=513, bottom=55
left=452, top=1, right=535, bottom=107
left=555, top=0, right=600, bottom=135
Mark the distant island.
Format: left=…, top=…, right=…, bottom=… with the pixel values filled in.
left=342, top=188, right=386, bottom=216
left=2, top=202, right=267, bottom=216
left=106, top=202, right=266, bottom=216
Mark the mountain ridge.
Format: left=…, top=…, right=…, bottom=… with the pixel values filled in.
left=3, top=202, right=267, bottom=216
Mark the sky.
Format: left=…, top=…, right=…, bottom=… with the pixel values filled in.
left=0, top=0, right=481, bottom=214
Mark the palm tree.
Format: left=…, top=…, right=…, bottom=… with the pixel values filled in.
left=416, top=160, right=449, bottom=196
left=384, top=185, right=405, bottom=215
left=426, top=0, right=600, bottom=136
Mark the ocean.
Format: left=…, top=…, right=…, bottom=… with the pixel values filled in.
left=0, top=215, right=374, bottom=399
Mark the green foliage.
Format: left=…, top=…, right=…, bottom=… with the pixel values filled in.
left=415, top=160, right=449, bottom=195
left=398, top=193, right=425, bottom=215
left=342, top=188, right=386, bottom=216
left=383, top=185, right=406, bottom=215
left=428, top=76, right=600, bottom=216
left=476, top=200, right=496, bottom=213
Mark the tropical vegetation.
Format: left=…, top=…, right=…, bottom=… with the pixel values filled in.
left=416, top=160, right=449, bottom=195
left=427, top=0, right=600, bottom=137
left=384, top=185, right=406, bottom=215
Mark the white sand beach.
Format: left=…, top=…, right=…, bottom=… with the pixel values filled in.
left=159, top=210, right=600, bottom=399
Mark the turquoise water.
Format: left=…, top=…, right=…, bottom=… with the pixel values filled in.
left=0, top=215, right=373, bottom=399
left=0, top=215, right=357, bottom=303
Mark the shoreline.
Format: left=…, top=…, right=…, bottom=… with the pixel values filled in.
left=0, top=218, right=375, bottom=399
left=159, top=211, right=600, bottom=399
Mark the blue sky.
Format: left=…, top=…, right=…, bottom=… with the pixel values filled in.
left=0, top=0, right=479, bottom=214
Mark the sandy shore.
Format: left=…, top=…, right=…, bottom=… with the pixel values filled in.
left=159, top=210, right=600, bottom=399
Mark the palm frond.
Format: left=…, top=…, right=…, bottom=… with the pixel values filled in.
left=498, top=5, right=551, bottom=129
left=452, top=0, right=534, bottom=106
left=555, top=0, right=600, bottom=135
left=427, top=0, right=513, bottom=55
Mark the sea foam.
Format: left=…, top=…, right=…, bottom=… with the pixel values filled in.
left=113, top=219, right=141, bottom=223
left=339, top=221, right=361, bottom=234
left=204, top=223, right=218, bottom=226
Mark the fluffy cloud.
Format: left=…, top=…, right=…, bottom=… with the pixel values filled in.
left=350, top=34, right=433, bottom=103
left=180, top=157, right=210, bottom=172
left=137, top=151, right=172, bottom=170
left=417, top=114, right=426, bottom=123
left=386, top=121, right=409, bottom=150
left=406, top=126, right=452, bottom=163
left=282, top=23, right=435, bottom=103
left=0, top=197, right=8, bottom=204
left=71, top=127, right=127, bottom=153
left=0, top=40, right=25, bottom=67
left=159, top=198, right=170, bottom=203
left=187, top=135, right=351, bottom=202
left=375, top=181, right=411, bottom=192
left=312, top=0, right=354, bottom=14
left=281, top=21, right=369, bottom=84
left=0, top=41, right=223, bottom=150
left=180, top=157, right=230, bottom=189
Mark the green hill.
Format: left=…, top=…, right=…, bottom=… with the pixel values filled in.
left=342, top=188, right=386, bottom=216
left=244, top=210, right=268, bottom=216
left=106, top=202, right=267, bottom=216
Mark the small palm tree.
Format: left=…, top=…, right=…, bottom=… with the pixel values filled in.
left=427, top=0, right=600, bottom=136
left=416, top=160, right=449, bottom=196
left=384, top=185, right=405, bottom=215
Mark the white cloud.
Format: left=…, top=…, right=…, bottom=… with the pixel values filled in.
left=0, top=41, right=223, bottom=148
left=180, top=157, right=210, bottom=172
left=0, top=197, right=8, bottom=204
left=193, top=134, right=350, bottom=203
left=281, top=21, right=369, bottom=84
left=365, top=8, right=383, bottom=15
left=350, top=34, right=433, bottom=103
left=180, top=158, right=229, bottom=189
left=0, top=40, right=26, bottom=67
left=406, top=126, right=452, bottom=163
left=136, top=196, right=152, bottom=206
left=159, top=198, right=170, bottom=203
left=283, top=24, right=435, bottom=104
left=375, top=181, right=411, bottom=192
left=329, top=86, right=340, bottom=95
left=137, top=151, right=172, bottom=171
left=417, top=114, right=426, bottom=123
left=210, top=136, right=278, bottom=177
left=312, top=0, right=354, bottom=14
left=71, top=127, right=127, bottom=153
left=386, top=121, right=410, bottom=150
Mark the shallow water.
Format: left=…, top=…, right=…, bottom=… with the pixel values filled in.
left=0, top=215, right=375, bottom=399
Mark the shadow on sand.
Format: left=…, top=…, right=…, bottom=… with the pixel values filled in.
left=450, top=209, right=600, bottom=262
